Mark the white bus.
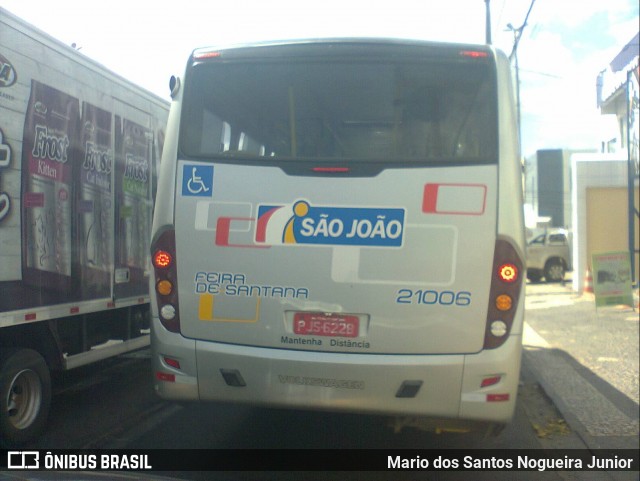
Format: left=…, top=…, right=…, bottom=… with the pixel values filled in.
left=150, top=39, right=525, bottom=434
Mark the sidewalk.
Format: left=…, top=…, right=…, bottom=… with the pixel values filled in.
left=523, top=280, right=639, bottom=457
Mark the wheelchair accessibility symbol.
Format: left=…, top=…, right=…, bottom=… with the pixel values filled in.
left=182, top=165, right=214, bottom=197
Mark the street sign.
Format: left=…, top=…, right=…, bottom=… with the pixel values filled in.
left=591, top=251, right=634, bottom=307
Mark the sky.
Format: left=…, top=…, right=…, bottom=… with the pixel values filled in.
left=3, top=0, right=639, bottom=158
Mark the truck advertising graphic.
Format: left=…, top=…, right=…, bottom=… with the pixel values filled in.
left=0, top=7, right=169, bottom=446
left=79, top=102, right=114, bottom=299
left=21, top=81, right=79, bottom=294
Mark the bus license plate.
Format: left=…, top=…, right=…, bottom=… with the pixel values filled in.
left=293, top=313, right=359, bottom=338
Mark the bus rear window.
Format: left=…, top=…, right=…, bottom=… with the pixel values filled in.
left=180, top=57, right=497, bottom=163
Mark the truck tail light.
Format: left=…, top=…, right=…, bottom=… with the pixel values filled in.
left=151, top=227, right=180, bottom=333
left=484, top=238, right=524, bottom=349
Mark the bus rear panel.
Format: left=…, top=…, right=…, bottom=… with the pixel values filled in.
left=150, top=39, right=525, bottom=430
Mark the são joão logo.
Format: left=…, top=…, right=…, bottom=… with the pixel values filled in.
left=256, top=200, right=405, bottom=247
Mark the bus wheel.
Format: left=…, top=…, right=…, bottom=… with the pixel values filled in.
left=0, top=348, right=51, bottom=447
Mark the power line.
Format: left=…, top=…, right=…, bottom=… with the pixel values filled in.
left=518, top=68, right=563, bottom=79
left=509, top=0, right=537, bottom=60
left=506, top=0, right=538, bottom=156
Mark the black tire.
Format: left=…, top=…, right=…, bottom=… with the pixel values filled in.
left=0, top=348, right=51, bottom=447
left=544, top=259, right=565, bottom=282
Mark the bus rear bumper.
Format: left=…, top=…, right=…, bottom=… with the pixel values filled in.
left=153, top=317, right=522, bottom=423
left=194, top=340, right=466, bottom=418
left=460, top=333, right=522, bottom=422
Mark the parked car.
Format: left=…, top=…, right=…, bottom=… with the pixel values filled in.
left=526, top=229, right=572, bottom=282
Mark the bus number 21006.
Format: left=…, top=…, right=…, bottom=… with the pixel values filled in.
left=396, top=289, right=471, bottom=306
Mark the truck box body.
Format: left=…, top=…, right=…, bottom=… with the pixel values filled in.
left=0, top=7, right=168, bottom=445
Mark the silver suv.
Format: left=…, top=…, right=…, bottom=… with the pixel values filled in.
left=526, top=229, right=572, bottom=282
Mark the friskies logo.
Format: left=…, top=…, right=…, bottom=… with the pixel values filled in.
left=255, top=200, right=405, bottom=248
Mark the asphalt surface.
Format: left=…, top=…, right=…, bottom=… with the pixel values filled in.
left=523, top=278, right=639, bottom=460
left=3, top=277, right=638, bottom=481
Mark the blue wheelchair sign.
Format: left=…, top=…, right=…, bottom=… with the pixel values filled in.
left=182, top=165, right=214, bottom=197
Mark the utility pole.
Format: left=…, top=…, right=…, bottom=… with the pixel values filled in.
left=506, top=0, right=536, bottom=154
left=627, top=70, right=639, bottom=286
left=509, top=0, right=536, bottom=61
left=506, top=23, right=523, bottom=147
left=485, top=0, right=492, bottom=44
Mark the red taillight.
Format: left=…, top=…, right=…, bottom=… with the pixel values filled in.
left=484, top=238, right=524, bottom=350
left=481, top=375, right=502, bottom=388
left=312, top=167, right=350, bottom=173
left=460, top=50, right=489, bottom=59
left=487, top=393, right=510, bottom=402
left=498, top=263, right=518, bottom=283
left=193, top=50, right=221, bottom=60
left=151, top=228, right=180, bottom=333
left=155, top=371, right=176, bottom=383
left=164, top=357, right=181, bottom=370
left=153, top=250, right=172, bottom=269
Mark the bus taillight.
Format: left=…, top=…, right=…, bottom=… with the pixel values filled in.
left=498, top=263, right=518, bottom=283
left=460, top=50, right=489, bottom=59
left=153, top=250, right=172, bottom=269
left=151, top=227, right=181, bottom=333
left=484, top=238, right=524, bottom=349
left=193, top=50, right=221, bottom=60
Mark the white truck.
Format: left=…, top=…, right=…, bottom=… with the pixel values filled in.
left=526, top=228, right=572, bottom=282
left=0, top=7, right=168, bottom=445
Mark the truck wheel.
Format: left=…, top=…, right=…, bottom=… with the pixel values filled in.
left=544, top=259, right=565, bottom=282
left=0, top=348, right=51, bottom=447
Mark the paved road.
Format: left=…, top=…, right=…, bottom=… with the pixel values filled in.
left=17, top=281, right=639, bottom=480
left=26, top=352, right=574, bottom=480
left=32, top=349, right=566, bottom=449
